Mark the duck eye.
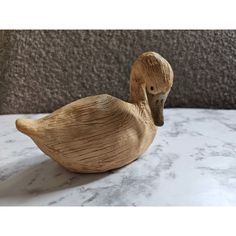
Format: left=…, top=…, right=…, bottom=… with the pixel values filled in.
left=150, top=86, right=154, bottom=91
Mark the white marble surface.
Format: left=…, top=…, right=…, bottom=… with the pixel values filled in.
left=0, top=109, right=236, bottom=206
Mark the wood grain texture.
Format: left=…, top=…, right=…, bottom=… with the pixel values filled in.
left=16, top=52, right=173, bottom=173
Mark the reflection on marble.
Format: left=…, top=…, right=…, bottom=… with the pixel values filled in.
left=0, top=109, right=236, bottom=206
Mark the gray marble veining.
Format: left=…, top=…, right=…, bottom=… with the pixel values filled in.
left=0, top=109, right=236, bottom=206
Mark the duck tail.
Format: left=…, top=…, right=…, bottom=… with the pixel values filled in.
left=15, top=118, right=37, bottom=137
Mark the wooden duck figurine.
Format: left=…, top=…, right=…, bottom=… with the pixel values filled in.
left=16, top=52, right=174, bottom=173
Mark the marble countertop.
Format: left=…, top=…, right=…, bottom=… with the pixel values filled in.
left=0, top=108, right=236, bottom=206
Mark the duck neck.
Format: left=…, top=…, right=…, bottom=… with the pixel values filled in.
left=129, top=78, right=155, bottom=126
left=130, top=81, right=154, bottom=123
left=129, top=78, right=148, bottom=104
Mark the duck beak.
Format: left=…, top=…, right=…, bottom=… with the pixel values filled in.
left=147, top=92, right=166, bottom=127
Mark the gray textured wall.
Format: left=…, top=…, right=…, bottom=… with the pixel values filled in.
left=0, top=30, right=235, bottom=114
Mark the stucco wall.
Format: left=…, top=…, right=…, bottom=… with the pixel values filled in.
left=0, top=30, right=235, bottom=114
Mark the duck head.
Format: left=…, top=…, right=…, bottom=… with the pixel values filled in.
left=130, top=52, right=174, bottom=127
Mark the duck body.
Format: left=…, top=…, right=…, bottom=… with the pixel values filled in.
left=16, top=52, right=173, bottom=173
left=16, top=94, right=156, bottom=173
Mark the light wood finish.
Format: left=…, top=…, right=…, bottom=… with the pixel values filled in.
left=16, top=52, right=174, bottom=173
